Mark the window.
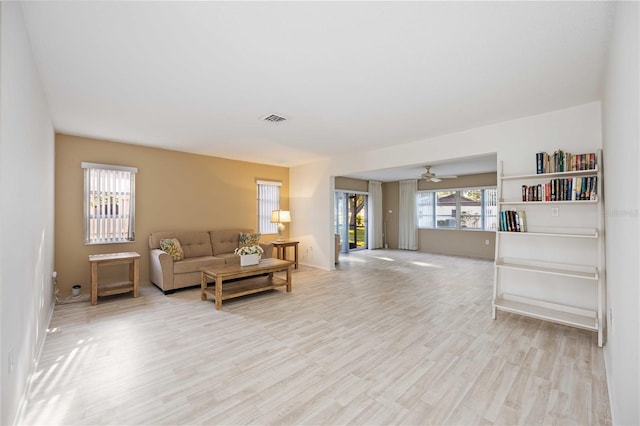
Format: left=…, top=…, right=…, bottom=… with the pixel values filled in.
left=82, top=162, right=137, bottom=244
left=460, top=189, right=482, bottom=229
left=416, top=187, right=497, bottom=231
left=436, top=190, right=457, bottom=228
left=483, top=187, right=498, bottom=231
left=257, top=180, right=281, bottom=234
left=416, top=191, right=435, bottom=228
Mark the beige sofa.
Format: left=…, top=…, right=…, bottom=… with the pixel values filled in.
left=149, top=230, right=273, bottom=294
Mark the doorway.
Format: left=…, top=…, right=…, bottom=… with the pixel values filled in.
left=335, top=191, right=368, bottom=252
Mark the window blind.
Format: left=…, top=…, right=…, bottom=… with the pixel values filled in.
left=82, top=162, right=137, bottom=244
left=257, top=180, right=281, bottom=234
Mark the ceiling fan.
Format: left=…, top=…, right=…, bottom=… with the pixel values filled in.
left=420, top=166, right=458, bottom=183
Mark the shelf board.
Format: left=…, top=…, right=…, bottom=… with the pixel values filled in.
left=501, top=167, right=598, bottom=181
left=203, top=275, right=289, bottom=301
left=497, top=230, right=598, bottom=238
left=499, top=199, right=597, bottom=205
left=97, top=281, right=134, bottom=297
left=494, top=297, right=598, bottom=331
left=495, top=260, right=598, bottom=280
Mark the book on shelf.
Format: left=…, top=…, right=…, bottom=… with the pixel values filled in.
left=545, top=182, right=550, bottom=201
left=518, top=176, right=596, bottom=202
left=499, top=210, right=527, bottom=232
left=517, top=211, right=527, bottom=232
left=535, top=150, right=597, bottom=174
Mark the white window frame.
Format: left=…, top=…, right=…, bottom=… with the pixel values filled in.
left=416, top=186, right=497, bottom=231
left=257, top=180, right=281, bottom=234
left=416, top=191, right=435, bottom=229
left=82, top=162, right=137, bottom=245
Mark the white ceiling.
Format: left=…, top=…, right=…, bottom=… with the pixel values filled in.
left=21, top=1, right=613, bottom=176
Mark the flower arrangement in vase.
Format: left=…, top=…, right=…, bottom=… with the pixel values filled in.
left=235, top=245, right=264, bottom=266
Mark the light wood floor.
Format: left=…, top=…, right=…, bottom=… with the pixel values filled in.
left=21, top=250, right=611, bottom=425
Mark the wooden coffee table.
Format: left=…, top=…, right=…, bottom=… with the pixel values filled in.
left=201, top=258, right=292, bottom=310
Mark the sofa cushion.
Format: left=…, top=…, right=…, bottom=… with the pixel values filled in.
left=149, top=231, right=178, bottom=249
left=209, top=229, right=251, bottom=255
left=239, top=232, right=261, bottom=247
left=173, top=256, right=225, bottom=274
left=176, top=231, right=214, bottom=259
left=160, top=238, right=184, bottom=261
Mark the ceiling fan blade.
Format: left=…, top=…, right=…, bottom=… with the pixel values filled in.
left=420, top=165, right=458, bottom=182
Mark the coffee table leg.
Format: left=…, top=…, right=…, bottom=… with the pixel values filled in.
left=286, top=265, right=292, bottom=292
left=215, top=277, right=223, bottom=310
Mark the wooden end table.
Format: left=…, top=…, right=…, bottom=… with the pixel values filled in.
left=89, top=252, right=140, bottom=305
left=270, top=240, right=299, bottom=269
left=201, top=258, right=292, bottom=310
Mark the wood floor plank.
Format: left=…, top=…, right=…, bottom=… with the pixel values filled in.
left=20, top=249, right=611, bottom=425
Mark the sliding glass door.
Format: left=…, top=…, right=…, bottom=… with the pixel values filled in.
left=335, top=191, right=368, bottom=252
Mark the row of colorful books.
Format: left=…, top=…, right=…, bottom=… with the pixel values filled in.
left=521, top=176, right=597, bottom=202
left=499, top=210, right=527, bottom=232
left=536, top=150, right=597, bottom=174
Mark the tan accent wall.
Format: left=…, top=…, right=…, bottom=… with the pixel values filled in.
left=55, top=133, right=289, bottom=296
left=382, top=173, right=497, bottom=259
left=418, top=229, right=495, bottom=259
left=335, top=176, right=368, bottom=192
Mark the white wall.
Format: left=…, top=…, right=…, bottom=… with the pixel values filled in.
left=292, top=102, right=602, bottom=270
left=290, top=158, right=334, bottom=269
left=601, top=2, right=640, bottom=425
left=0, top=3, right=55, bottom=425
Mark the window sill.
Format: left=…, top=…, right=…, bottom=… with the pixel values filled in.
left=84, top=240, right=135, bottom=246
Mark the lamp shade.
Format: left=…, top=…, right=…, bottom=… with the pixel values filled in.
left=271, top=210, right=291, bottom=223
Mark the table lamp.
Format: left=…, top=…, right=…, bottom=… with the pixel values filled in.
left=271, top=210, right=291, bottom=242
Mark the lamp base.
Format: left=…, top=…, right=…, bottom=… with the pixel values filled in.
left=276, top=223, right=286, bottom=242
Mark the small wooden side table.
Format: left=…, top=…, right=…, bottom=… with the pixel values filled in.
left=270, top=240, right=299, bottom=269
left=89, top=252, right=140, bottom=305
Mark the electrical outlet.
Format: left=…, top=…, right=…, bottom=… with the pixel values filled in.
left=485, top=239, right=490, bottom=245
left=551, top=207, right=559, bottom=217
left=8, top=348, right=14, bottom=374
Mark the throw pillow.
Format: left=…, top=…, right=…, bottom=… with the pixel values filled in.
left=160, top=238, right=184, bottom=261
left=239, top=232, right=261, bottom=247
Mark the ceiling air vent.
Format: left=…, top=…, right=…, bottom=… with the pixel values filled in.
left=263, top=113, right=287, bottom=123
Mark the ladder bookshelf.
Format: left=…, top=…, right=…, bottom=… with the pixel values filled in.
left=493, top=150, right=605, bottom=346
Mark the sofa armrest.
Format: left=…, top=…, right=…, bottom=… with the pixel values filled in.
left=150, top=249, right=174, bottom=290
left=260, top=242, right=274, bottom=258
